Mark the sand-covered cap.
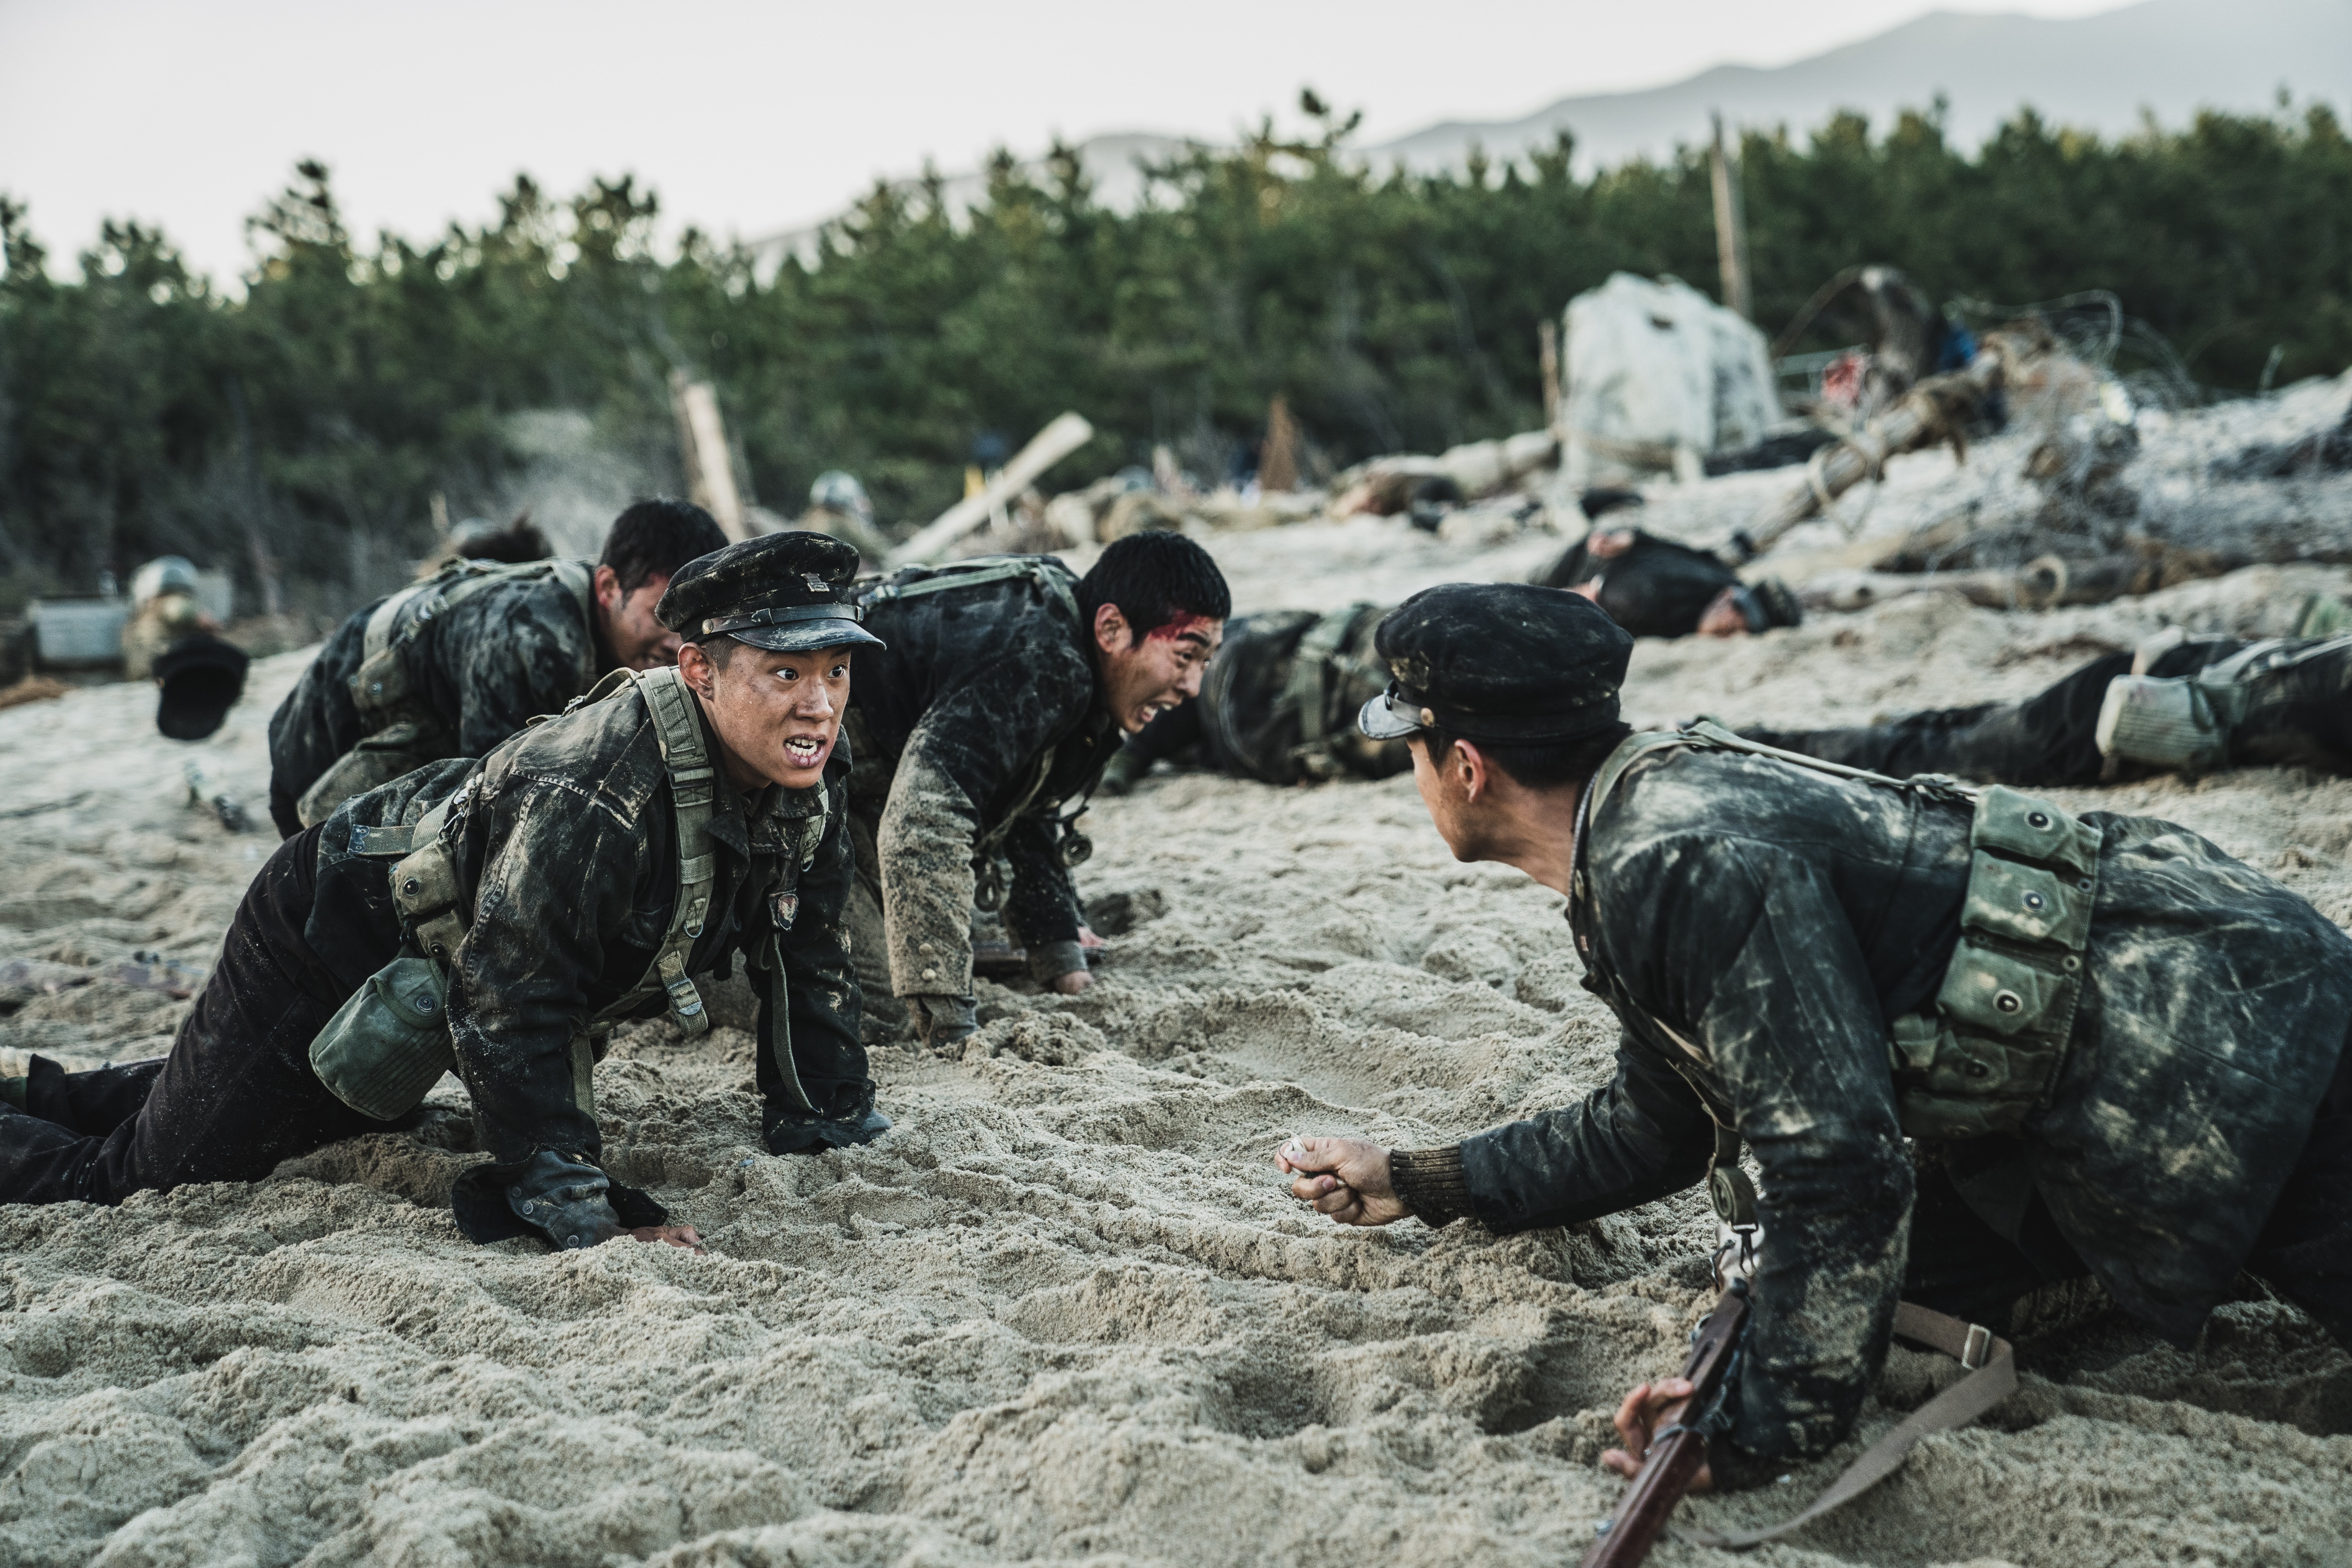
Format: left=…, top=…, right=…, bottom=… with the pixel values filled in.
left=657, top=531, right=882, bottom=653
left=1359, top=583, right=1633, bottom=743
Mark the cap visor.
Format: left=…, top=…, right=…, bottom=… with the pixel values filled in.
left=727, top=619, right=886, bottom=653
left=1357, top=690, right=1424, bottom=740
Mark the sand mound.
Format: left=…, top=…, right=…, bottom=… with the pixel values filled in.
left=5, top=532, right=2351, bottom=1567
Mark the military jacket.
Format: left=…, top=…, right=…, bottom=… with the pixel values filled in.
left=1194, top=606, right=1407, bottom=785
left=1455, top=744, right=2352, bottom=1467
left=305, top=681, right=864, bottom=1169
left=847, top=563, right=1117, bottom=994
left=267, top=566, right=604, bottom=836
left=1536, top=530, right=1738, bottom=639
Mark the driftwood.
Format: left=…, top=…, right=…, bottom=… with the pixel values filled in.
left=670, top=372, right=751, bottom=542
left=891, top=414, right=1094, bottom=567
left=1727, top=342, right=2013, bottom=564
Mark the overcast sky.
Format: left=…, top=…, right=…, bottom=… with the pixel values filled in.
left=2, top=0, right=2128, bottom=283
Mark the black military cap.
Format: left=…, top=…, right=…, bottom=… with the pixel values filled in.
left=657, top=531, right=883, bottom=653
left=152, top=633, right=250, bottom=742
left=1359, top=583, right=1633, bottom=743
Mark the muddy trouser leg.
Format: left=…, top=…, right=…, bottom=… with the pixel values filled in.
left=1745, top=653, right=2138, bottom=786
left=0, top=828, right=377, bottom=1205
left=2241, top=1034, right=2352, bottom=1347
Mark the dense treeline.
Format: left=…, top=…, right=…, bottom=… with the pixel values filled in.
left=2, top=97, right=2347, bottom=616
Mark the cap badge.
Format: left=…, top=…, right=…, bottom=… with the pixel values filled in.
left=802, top=572, right=829, bottom=595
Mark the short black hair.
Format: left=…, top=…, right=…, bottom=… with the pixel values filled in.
left=1077, top=531, right=1231, bottom=642
left=1419, top=719, right=1633, bottom=792
left=601, top=499, right=730, bottom=594
left=453, top=516, right=552, bottom=564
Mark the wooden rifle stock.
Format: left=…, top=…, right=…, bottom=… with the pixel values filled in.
left=1577, top=1278, right=1751, bottom=1568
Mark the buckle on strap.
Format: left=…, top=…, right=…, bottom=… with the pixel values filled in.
left=1961, top=1321, right=1995, bottom=1371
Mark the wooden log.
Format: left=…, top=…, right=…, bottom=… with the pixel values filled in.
left=890, top=412, right=1094, bottom=566
left=670, top=370, right=751, bottom=542
left=1728, top=345, right=2009, bottom=564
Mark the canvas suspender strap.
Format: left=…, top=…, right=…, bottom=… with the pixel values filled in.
left=1681, top=1303, right=2016, bottom=1550
left=350, top=557, right=600, bottom=723
left=854, top=554, right=1082, bottom=625
left=624, top=664, right=719, bottom=1036
left=1281, top=602, right=1378, bottom=747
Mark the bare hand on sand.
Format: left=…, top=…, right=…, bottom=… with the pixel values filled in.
left=1275, top=1136, right=1406, bottom=1226
left=628, top=1224, right=705, bottom=1251
left=1053, top=926, right=1109, bottom=995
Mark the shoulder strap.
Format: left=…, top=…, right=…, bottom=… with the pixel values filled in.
left=1584, top=720, right=1976, bottom=833
left=617, top=664, right=719, bottom=1036
left=1681, top=1303, right=2015, bottom=1550
left=350, top=558, right=597, bottom=721
left=857, top=554, right=1082, bottom=624
left=1283, top=602, right=1377, bottom=746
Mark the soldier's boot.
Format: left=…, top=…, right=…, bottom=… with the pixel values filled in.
left=764, top=1093, right=892, bottom=1157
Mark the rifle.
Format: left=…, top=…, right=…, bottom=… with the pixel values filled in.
left=1577, top=1279, right=2019, bottom=1565
left=1577, top=1276, right=1749, bottom=1568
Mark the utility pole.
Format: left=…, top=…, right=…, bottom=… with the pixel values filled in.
left=1710, top=113, right=1753, bottom=321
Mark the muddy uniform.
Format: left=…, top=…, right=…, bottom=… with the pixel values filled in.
left=267, top=560, right=604, bottom=838
left=844, top=557, right=1118, bottom=1020
left=1744, top=634, right=2352, bottom=786
left=1357, top=585, right=2352, bottom=1488
left=1390, top=739, right=2352, bottom=1481
left=1535, top=529, right=1798, bottom=639
left=4, top=534, right=883, bottom=1240
left=1109, top=604, right=1406, bottom=788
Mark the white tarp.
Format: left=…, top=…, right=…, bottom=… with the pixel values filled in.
left=1558, top=272, right=1781, bottom=486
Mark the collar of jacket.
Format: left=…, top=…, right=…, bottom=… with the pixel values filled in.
left=677, top=686, right=840, bottom=864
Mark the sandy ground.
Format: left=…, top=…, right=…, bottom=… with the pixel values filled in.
left=6, top=508, right=2352, bottom=1567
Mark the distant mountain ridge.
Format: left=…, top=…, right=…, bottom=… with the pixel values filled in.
left=750, top=0, right=2350, bottom=260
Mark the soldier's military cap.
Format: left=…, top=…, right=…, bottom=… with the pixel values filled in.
left=1359, top=583, right=1633, bottom=743
left=657, top=531, right=884, bottom=653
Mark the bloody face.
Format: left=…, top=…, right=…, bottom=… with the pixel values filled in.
left=1096, top=610, right=1223, bottom=734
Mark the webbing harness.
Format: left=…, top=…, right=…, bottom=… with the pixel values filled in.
left=852, top=553, right=1080, bottom=624
left=1577, top=724, right=2031, bottom=1548
left=853, top=554, right=1080, bottom=907
left=1578, top=719, right=2100, bottom=1145
left=609, top=664, right=723, bottom=1036
left=362, top=665, right=717, bottom=1040
left=348, top=557, right=597, bottom=728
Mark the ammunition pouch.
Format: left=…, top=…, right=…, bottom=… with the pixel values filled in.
left=1890, top=786, right=2101, bottom=1140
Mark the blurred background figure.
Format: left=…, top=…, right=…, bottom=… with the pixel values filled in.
left=801, top=470, right=892, bottom=564
left=123, top=557, right=249, bottom=742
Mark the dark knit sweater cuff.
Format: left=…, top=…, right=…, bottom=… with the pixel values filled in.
left=1389, top=1145, right=1473, bottom=1228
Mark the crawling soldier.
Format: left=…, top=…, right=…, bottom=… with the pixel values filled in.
left=1100, top=601, right=1406, bottom=792
left=1535, top=490, right=1801, bottom=640
left=844, top=531, right=1229, bottom=1044
left=1, top=533, right=882, bottom=1243
left=1278, top=583, right=2352, bottom=1491
left=267, top=498, right=728, bottom=836
left=1742, top=628, right=2352, bottom=786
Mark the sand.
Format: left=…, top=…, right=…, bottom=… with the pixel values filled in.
left=8, top=456, right=2352, bottom=1566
